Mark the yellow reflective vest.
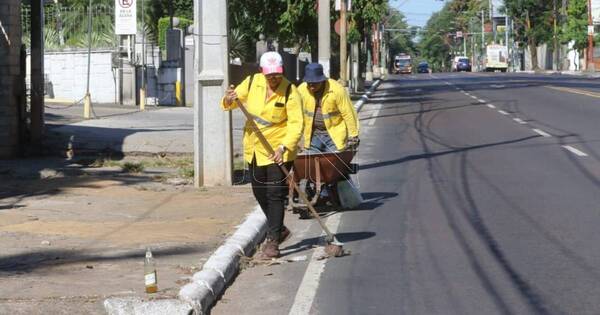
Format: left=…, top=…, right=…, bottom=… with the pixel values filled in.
left=297, top=79, right=359, bottom=150
left=221, top=74, right=303, bottom=166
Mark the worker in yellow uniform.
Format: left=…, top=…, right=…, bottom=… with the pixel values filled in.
left=298, top=63, right=359, bottom=154
left=297, top=63, right=360, bottom=206
left=221, top=51, right=303, bottom=259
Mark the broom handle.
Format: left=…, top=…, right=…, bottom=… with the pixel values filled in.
left=234, top=98, right=337, bottom=242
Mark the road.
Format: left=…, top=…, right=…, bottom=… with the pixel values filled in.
left=212, top=72, right=600, bottom=315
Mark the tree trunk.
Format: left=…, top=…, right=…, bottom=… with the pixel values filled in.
left=525, top=12, right=539, bottom=71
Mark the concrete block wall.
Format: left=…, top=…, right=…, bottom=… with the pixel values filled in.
left=42, top=50, right=115, bottom=103
left=0, top=0, right=22, bottom=158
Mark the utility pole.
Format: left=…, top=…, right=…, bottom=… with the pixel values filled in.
left=83, top=0, right=92, bottom=119
left=553, top=0, right=559, bottom=71
left=340, top=0, right=347, bottom=86
left=30, top=0, right=45, bottom=145
left=318, top=0, right=331, bottom=77
left=193, top=0, right=232, bottom=187
left=481, top=10, right=485, bottom=70
left=506, top=15, right=510, bottom=70
left=588, top=0, right=595, bottom=71
left=140, top=0, right=146, bottom=111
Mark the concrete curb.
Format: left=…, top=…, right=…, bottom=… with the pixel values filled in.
left=104, top=205, right=266, bottom=315
left=103, top=79, right=384, bottom=315
left=355, top=79, right=382, bottom=113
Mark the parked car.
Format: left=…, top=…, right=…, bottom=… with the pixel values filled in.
left=417, top=61, right=429, bottom=73
left=453, top=57, right=471, bottom=72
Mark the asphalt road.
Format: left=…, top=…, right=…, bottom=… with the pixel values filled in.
left=212, top=72, right=600, bottom=315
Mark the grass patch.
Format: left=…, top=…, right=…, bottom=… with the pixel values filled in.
left=178, top=166, right=194, bottom=179
left=122, top=162, right=145, bottom=173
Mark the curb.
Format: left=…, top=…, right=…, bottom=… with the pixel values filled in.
left=104, top=206, right=266, bottom=315
left=355, top=79, right=382, bottom=113
left=103, top=79, right=383, bottom=315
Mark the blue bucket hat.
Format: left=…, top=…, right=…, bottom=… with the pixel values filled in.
left=303, top=63, right=328, bottom=83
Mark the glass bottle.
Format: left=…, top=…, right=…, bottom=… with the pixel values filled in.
left=144, top=247, right=158, bottom=293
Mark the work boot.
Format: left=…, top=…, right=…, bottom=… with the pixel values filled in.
left=258, top=238, right=280, bottom=259
left=279, top=226, right=291, bottom=244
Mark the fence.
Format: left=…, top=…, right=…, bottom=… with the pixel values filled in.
left=21, top=3, right=118, bottom=50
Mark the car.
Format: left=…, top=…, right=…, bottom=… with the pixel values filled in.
left=454, top=57, right=471, bottom=72
left=417, top=62, right=429, bottom=73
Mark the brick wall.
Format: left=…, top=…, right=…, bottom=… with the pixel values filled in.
left=0, top=0, right=21, bottom=158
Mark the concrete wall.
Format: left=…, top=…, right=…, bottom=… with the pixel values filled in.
left=38, top=47, right=161, bottom=104
left=0, top=0, right=22, bottom=158
left=43, top=50, right=115, bottom=103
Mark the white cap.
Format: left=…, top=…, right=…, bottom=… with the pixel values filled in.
left=259, top=51, right=283, bottom=75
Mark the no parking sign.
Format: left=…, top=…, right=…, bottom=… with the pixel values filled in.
left=115, top=0, right=137, bottom=35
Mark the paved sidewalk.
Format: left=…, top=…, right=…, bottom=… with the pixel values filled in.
left=0, top=156, right=255, bottom=314
left=44, top=103, right=246, bottom=159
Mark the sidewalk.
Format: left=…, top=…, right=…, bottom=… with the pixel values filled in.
left=515, top=69, right=600, bottom=78
left=0, top=156, right=255, bottom=314
left=44, top=102, right=246, bottom=159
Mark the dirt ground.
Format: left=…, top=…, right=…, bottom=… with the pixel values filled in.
left=0, top=157, right=255, bottom=314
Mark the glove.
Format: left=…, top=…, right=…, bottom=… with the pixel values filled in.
left=346, top=136, right=360, bottom=151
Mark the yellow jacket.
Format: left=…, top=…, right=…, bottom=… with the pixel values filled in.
left=221, top=74, right=303, bottom=166
left=298, top=79, right=359, bottom=150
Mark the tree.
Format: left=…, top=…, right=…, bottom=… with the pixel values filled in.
left=386, top=7, right=415, bottom=57
left=504, top=0, right=553, bottom=70
left=561, top=0, right=588, bottom=64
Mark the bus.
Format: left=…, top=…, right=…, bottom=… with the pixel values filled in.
left=393, top=54, right=412, bottom=74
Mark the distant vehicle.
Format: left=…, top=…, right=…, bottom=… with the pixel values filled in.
left=453, top=56, right=471, bottom=72
left=393, top=54, right=412, bottom=74
left=417, top=61, right=429, bottom=73
left=485, top=44, right=508, bottom=72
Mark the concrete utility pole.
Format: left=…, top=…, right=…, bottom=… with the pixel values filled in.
left=553, top=0, right=559, bottom=71
left=83, top=0, right=92, bottom=119
left=140, top=0, right=146, bottom=111
left=30, top=0, right=44, bottom=147
left=339, top=0, right=347, bottom=86
left=506, top=15, right=510, bottom=70
left=588, top=0, right=595, bottom=71
left=193, top=0, right=232, bottom=187
left=318, top=0, right=331, bottom=77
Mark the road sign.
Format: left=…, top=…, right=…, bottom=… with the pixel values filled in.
left=588, top=25, right=595, bottom=36
left=456, top=31, right=463, bottom=38
left=115, top=0, right=137, bottom=35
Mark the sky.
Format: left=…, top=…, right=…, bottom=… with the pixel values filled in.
left=390, top=0, right=446, bottom=28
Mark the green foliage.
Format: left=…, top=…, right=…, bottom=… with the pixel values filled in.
left=227, top=0, right=388, bottom=62
left=146, top=0, right=193, bottom=41
left=157, top=17, right=193, bottom=52
left=278, top=0, right=318, bottom=49
left=386, top=8, right=415, bottom=57
left=562, top=0, right=588, bottom=54
left=504, top=0, right=553, bottom=69
left=229, top=28, right=249, bottom=60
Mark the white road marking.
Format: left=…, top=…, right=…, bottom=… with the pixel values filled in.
left=498, top=110, right=509, bottom=115
left=470, top=95, right=478, bottom=99
left=477, top=99, right=486, bottom=103
left=490, top=84, right=505, bottom=88
left=513, top=118, right=527, bottom=124
left=487, top=104, right=496, bottom=109
left=288, top=213, right=343, bottom=315
left=464, top=92, right=471, bottom=96
left=368, top=104, right=383, bottom=126
left=562, top=145, right=588, bottom=157
left=532, top=129, right=552, bottom=137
